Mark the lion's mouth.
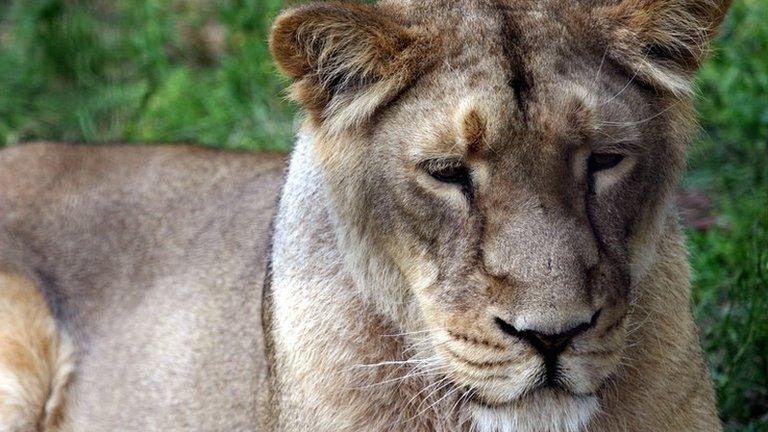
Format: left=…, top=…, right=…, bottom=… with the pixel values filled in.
left=464, top=383, right=597, bottom=409
left=446, top=361, right=607, bottom=412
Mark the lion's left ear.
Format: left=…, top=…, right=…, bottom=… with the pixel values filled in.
left=594, top=0, right=732, bottom=96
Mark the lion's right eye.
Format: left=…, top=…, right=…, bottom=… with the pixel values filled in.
left=422, top=159, right=474, bottom=199
left=429, top=163, right=470, bottom=185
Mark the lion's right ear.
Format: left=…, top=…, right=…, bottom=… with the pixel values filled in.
left=269, top=2, right=437, bottom=133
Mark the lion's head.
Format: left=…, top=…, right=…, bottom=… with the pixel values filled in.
left=270, top=0, right=728, bottom=429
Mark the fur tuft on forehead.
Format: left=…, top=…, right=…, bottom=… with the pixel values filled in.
left=455, top=101, right=488, bottom=155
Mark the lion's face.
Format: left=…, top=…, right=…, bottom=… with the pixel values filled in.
left=369, top=63, right=654, bottom=410
left=271, top=0, right=725, bottom=428
left=358, top=4, right=689, bottom=415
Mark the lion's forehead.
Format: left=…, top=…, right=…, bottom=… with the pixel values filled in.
left=381, top=1, right=653, bottom=150
left=383, top=54, right=644, bottom=161
left=389, top=78, right=642, bottom=165
left=395, top=0, right=588, bottom=71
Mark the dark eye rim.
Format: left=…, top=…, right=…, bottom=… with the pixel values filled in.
left=420, top=158, right=474, bottom=199
left=587, top=153, right=625, bottom=174
left=422, top=159, right=471, bottom=185
left=430, top=165, right=470, bottom=184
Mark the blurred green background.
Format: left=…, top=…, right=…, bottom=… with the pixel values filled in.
left=0, top=0, right=766, bottom=430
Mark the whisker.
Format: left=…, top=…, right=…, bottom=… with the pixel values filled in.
left=599, top=48, right=652, bottom=107
left=412, top=380, right=462, bottom=422
left=448, top=386, right=474, bottom=416
left=599, top=70, right=638, bottom=107
left=351, top=359, right=431, bottom=369
left=381, top=329, right=444, bottom=338
left=348, top=367, right=445, bottom=390
left=405, top=374, right=453, bottom=411
left=596, top=102, right=679, bottom=128
left=591, top=48, right=608, bottom=90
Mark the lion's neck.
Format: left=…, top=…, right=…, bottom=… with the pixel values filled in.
left=268, top=135, right=716, bottom=432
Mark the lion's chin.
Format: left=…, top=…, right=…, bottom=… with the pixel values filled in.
left=468, top=389, right=599, bottom=432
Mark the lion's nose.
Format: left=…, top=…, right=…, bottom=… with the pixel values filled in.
left=495, top=310, right=601, bottom=358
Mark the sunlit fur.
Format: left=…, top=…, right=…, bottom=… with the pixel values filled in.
left=0, top=271, right=74, bottom=432
left=0, top=0, right=732, bottom=431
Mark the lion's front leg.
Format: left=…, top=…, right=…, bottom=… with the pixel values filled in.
left=0, top=271, right=75, bottom=432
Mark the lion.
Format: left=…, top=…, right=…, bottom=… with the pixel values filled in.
left=0, top=0, right=731, bottom=431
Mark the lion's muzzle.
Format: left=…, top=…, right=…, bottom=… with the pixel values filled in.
left=494, top=309, right=602, bottom=386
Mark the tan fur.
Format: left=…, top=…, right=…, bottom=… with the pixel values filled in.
left=0, top=143, right=284, bottom=431
left=457, top=102, right=487, bottom=155
left=265, top=1, right=731, bottom=431
left=0, top=272, right=74, bottom=432
left=0, top=1, right=731, bottom=431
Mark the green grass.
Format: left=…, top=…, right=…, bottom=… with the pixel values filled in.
left=1, top=1, right=766, bottom=430
left=0, top=0, right=294, bottom=150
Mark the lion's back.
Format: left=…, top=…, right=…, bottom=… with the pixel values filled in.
left=0, top=142, right=285, bottom=431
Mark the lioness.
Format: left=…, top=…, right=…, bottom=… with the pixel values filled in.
left=0, top=0, right=731, bottom=431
